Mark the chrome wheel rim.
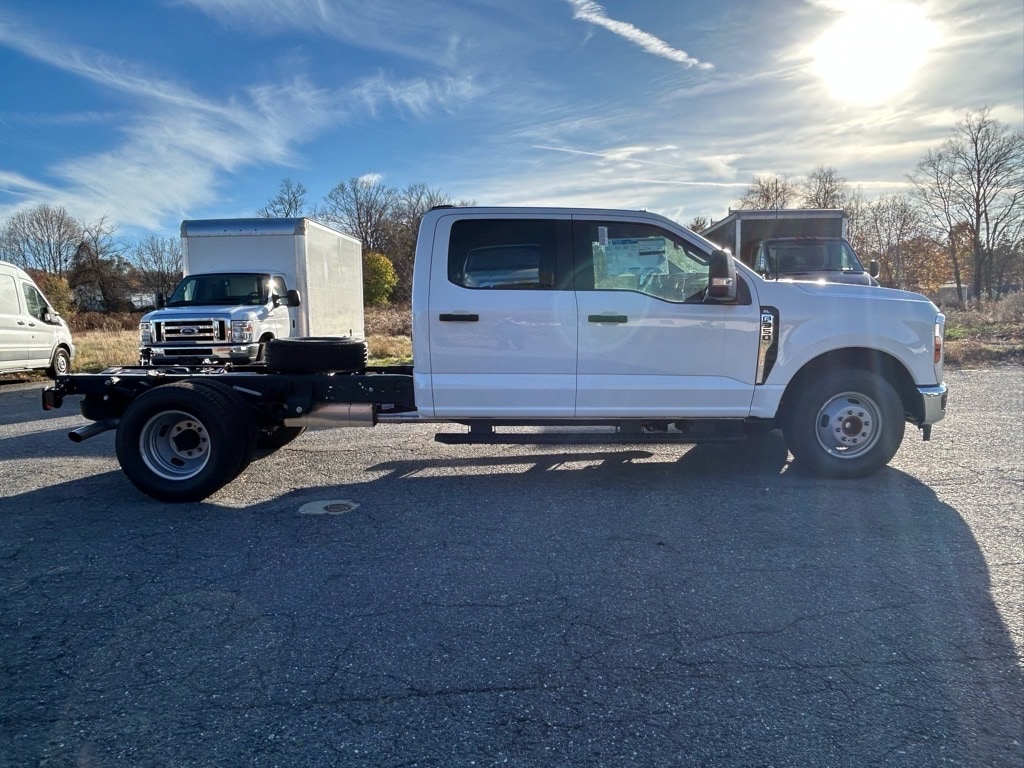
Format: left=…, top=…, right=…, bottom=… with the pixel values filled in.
left=139, top=410, right=211, bottom=480
left=814, top=391, right=883, bottom=459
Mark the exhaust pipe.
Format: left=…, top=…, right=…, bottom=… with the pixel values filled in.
left=68, top=418, right=119, bottom=443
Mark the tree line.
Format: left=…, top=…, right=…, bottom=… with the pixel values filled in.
left=1, top=108, right=1020, bottom=314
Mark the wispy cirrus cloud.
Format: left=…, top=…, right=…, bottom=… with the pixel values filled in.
left=0, top=15, right=480, bottom=229
left=566, top=0, right=713, bottom=70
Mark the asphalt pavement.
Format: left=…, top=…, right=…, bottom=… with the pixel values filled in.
left=1, top=368, right=1021, bottom=767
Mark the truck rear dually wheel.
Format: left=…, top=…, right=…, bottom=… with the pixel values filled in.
left=783, top=369, right=905, bottom=479
left=115, top=381, right=252, bottom=502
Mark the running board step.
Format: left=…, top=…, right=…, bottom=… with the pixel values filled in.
left=434, top=430, right=745, bottom=446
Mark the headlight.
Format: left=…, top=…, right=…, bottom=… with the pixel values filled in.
left=139, top=322, right=151, bottom=345
left=231, top=320, right=255, bottom=343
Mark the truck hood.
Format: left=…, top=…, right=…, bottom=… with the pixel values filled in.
left=791, top=281, right=936, bottom=307
left=141, top=305, right=262, bottom=322
left=773, top=271, right=876, bottom=286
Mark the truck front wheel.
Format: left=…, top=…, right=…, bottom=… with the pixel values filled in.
left=783, top=369, right=905, bottom=479
left=115, top=382, right=251, bottom=502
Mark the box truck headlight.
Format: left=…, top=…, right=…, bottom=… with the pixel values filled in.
left=231, top=320, right=255, bottom=343
left=139, top=322, right=152, bottom=345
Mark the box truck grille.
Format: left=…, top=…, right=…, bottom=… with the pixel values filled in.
left=156, top=319, right=226, bottom=343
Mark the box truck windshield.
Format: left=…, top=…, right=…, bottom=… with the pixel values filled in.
left=166, top=273, right=271, bottom=306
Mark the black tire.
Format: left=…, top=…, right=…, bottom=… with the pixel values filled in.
left=783, top=369, right=905, bottom=479
left=256, top=425, right=306, bottom=450
left=115, top=381, right=251, bottom=502
left=47, top=347, right=71, bottom=379
left=186, top=378, right=259, bottom=474
left=254, top=335, right=273, bottom=364
left=264, top=336, right=368, bottom=374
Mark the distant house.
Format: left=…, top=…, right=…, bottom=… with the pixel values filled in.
left=937, top=282, right=958, bottom=307
left=131, top=292, right=157, bottom=310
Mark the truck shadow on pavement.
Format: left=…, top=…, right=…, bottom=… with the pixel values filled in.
left=2, top=437, right=1022, bottom=768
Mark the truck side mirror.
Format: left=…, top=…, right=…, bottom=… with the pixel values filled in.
left=707, top=249, right=737, bottom=302
left=869, top=259, right=880, bottom=279
left=155, top=293, right=166, bottom=309
left=286, top=289, right=301, bottom=307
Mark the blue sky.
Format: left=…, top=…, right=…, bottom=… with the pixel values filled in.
left=1, top=0, right=1022, bottom=239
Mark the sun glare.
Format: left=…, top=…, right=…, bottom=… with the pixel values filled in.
left=810, top=1, right=940, bottom=105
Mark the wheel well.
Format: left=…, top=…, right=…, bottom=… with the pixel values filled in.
left=778, top=348, right=921, bottom=424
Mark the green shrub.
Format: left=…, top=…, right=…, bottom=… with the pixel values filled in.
left=33, top=273, right=77, bottom=320
left=364, top=251, right=398, bottom=307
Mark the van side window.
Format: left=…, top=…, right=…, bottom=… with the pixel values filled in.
left=573, top=220, right=711, bottom=303
left=22, top=282, right=49, bottom=320
left=0, top=275, right=20, bottom=315
left=448, top=219, right=571, bottom=290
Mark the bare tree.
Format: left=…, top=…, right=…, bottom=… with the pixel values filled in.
left=736, top=175, right=797, bottom=209
left=70, top=217, right=132, bottom=311
left=913, top=108, right=1024, bottom=301
left=864, top=195, right=924, bottom=290
left=844, top=186, right=869, bottom=253
left=257, top=178, right=308, bottom=218
left=801, top=165, right=848, bottom=208
left=911, top=148, right=972, bottom=304
left=0, top=204, right=81, bottom=275
left=383, top=183, right=459, bottom=301
left=686, top=216, right=709, bottom=233
left=318, top=176, right=397, bottom=253
left=129, top=235, right=183, bottom=299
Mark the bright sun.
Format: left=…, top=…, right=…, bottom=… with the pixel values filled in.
left=810, top=1, right=940, bottom=105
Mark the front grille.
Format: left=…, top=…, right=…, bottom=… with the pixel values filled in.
left=155, top=319, right=226, bottom=343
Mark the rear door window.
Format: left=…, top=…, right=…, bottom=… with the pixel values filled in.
left=447, top=219, right=572, bottom=290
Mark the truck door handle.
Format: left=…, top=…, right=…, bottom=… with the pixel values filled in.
left=588, top=314, right=628, bottom=324
left=439, top=313, right=479, bottom=322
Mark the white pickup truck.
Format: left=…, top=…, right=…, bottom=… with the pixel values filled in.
left=44, top=206, right=948, bottom=502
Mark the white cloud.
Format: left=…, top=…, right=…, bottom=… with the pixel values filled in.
left=0, top=18, right=481, bottom=230
left=177, top=0, right=478, bottom=64
left=351, top=73, right=482, bottom=120
left=566, top=0, right=713, bottom=70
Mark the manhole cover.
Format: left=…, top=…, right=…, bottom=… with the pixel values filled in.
left=299, top=499, right=360, bottom=516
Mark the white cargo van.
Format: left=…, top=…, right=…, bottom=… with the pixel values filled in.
left=0, top=261, right=75, bottom=377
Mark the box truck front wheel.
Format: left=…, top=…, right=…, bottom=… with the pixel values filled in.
left=115, top=382, right=253, bottom=502
left=783, top=369, right=904, bottom=479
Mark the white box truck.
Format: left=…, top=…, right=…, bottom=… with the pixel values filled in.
left=704, top=209, right=879, bottom=286
left=139, top=218, right=362, bottom=366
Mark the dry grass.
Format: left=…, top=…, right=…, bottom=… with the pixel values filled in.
left=75, top=330, right=142, bottom=371
left=943, top=293, right=1024, bottom=367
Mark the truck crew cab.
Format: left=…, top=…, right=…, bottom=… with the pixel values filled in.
left=44, top=207, right=947, bottom=502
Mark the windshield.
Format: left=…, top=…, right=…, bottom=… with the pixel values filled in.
left=165, top=273, right=271, bottom=306
left=759, top=239, right=864, bottom=274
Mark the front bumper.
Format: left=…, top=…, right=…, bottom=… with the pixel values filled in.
left=141, top=343, right=260, bottom=366
left=916, top=383, right=948, bottom=425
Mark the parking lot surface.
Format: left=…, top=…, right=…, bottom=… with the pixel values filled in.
left=1, top=368, right=1022, bottom=767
